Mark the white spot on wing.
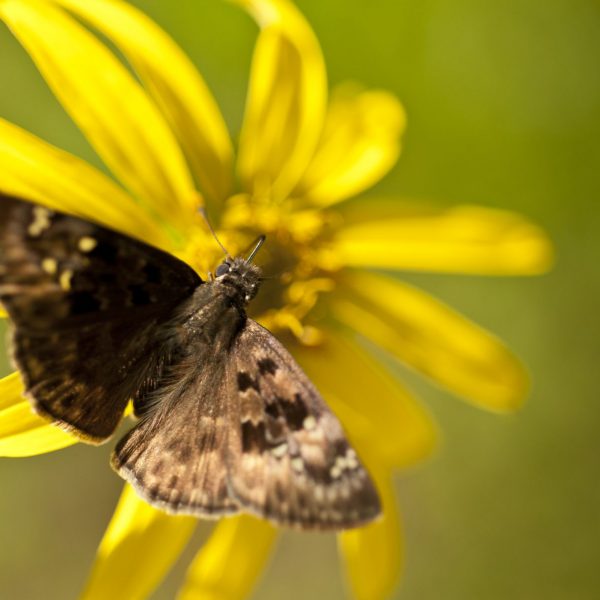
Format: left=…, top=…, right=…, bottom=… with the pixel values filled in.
left=27, top=206, right=51, bottom=237
left=330, top=465, right=342, bottom=479
left=41, top=258, right=58, bottom=275
left=78, top=236, right=97, bottom=252
left=345, top=450, right=359, bottom=469
left=303, top=415, right=317, bottom=431
left=59, top=269, right=74, bottom=291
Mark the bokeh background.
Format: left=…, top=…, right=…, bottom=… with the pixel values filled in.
left=0, top=0, right=598, bottom=598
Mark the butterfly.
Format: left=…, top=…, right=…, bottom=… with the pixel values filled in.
left=0, top=194, right=381, bottom=529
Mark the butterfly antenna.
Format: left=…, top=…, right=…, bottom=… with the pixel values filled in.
left=245, top=235, right=266, bottom=263
left=198, top=207, right=229, bottom=257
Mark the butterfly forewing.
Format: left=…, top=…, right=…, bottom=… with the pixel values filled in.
left=0, top=195, right=201, bottom=441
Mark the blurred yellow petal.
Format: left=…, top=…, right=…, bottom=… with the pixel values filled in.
left=178, top=515, right=277, bottom=600
left=296, top=87, right=405, bottom=206
left=236, top=0, right=327, bottom=201
left=339, top=459, right=402, bottom=600
left=0, top=372, right=77, bottom=456
left=82, top=485, right=196, bottom=600
left=55, top=0, right=233, bottom=207
left=0, top=0, right=196, bottom=233
left=335, top=271, right=529, bottom=412
left=293, top=327, right=436, bottom=468
left=0, top=117, right=173, bottom=251
left=331, top=203, right=553, bottom=275
left=0, top=372, right=22, bottom=412
left=0, top=307, right=6, bottom=318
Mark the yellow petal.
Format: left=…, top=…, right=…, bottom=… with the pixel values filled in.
left=339, top=460, right=402, bottom=600
left=0, top=0, right=196, bottom=233
left=54, top=0, right=233, bottom=207
left=296, top=87, right=405, bottom=206
left=293, top=328, right=436, bottom=468
left=335, top=271, right=529, bottom=412
left=0, top=117, right=173, bottom=251
left=236, top=0, right=327, bottom=202
left=0, top=372, right=77, bottom=456
left=0, top=307, right=6, bottom=318
left=82, top=484, right=196, bottom=600
left=331, top=202, right=553, bottom=275
left=178, top=515, right=277, bottom=600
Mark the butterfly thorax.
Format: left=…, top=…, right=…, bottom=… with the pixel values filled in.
left=133, top=259, right=262, bottom=412
left=214, top=257, right=262, bottom=306
left=174, top=257, right=262, bottom=351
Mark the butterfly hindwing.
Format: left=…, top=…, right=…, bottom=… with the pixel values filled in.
left=111, top=356, right=239, bottom=517
left=0, top=195, right=202, bottom=441
left=111, top=316, right=380, bottom=529
left=228, top=320, right=381, bottom=529
left=110, top=288, right=247, bottom=516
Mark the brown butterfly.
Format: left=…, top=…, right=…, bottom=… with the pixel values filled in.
left=0, top=194, right=380, bottom=529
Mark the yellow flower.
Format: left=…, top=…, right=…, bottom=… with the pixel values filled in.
left=0, top=0, right=552, bottom=599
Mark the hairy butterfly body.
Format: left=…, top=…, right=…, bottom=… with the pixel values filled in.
left=0, top=194, right=381, bottom=529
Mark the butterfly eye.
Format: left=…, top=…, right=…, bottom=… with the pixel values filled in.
left=215, top=263, right=230, bottom=277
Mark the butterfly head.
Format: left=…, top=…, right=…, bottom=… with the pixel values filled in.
left=214, top=257, right=262, bottom=304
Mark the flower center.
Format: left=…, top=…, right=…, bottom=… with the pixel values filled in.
left=184, top=193, right=342, bottom=346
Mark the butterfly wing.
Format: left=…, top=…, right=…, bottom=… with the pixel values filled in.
left=112, top=316, right=380, bottom=530
left=111, top=349, right=240, bottom=517
left=0, top=195, right=202, bottom=442
left=228, top=319, right=381, bottom=529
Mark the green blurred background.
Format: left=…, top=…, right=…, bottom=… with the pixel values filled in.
left=1, top=0, right=599, bottom=598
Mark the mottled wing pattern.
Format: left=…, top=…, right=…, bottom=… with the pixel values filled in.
left=229, top=320, right=381, bottom=529
left=0, top=195, right=201, bottom=442
left=111, top=350, right=239, bottom=517
left=112, top=316, right=381, bottom=529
